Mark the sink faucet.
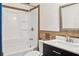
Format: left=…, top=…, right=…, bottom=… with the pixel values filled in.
left=66, top=34, right=73, bottom=43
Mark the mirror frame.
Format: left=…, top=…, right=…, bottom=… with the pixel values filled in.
left=59, top=3, right=79, bottom=32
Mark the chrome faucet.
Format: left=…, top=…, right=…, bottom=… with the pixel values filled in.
left=66, top=35, right=73, bottom=43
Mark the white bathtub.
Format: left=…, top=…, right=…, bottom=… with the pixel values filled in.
left=3, top=39, right=37, bottom=56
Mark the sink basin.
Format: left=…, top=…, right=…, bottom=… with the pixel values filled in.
left=47, top=40, right=79, bottom=47
left=59, top=41, right=79, bottom=47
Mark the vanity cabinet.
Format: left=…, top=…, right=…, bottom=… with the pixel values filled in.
left=43, top=43, right=79, bottom=56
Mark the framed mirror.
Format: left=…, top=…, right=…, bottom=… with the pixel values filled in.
left=60, top=3, right=79, bottom=32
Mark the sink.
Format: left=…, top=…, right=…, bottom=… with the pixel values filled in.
left=42, top=39, right=79, bottom=55
left=46, top=40, right=79, bottom=48
left=58, top=41, right=79, bottom=47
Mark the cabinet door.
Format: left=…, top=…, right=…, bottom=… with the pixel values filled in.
left=62, top=50, right=79, bottom=56
left=43, top=43, right=53, bottom=56
left=43, top=43, right=79, bottom=56
left=43, top=44, right=62, bottom=56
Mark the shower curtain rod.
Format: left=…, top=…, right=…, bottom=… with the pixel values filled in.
left=2, top=4, right=39, bottom=12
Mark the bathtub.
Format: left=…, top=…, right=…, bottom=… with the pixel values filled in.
left=3, top=39, right=37, bottom=56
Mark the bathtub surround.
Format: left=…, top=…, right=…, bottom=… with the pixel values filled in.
left=2, top=3, right=40, bottom=56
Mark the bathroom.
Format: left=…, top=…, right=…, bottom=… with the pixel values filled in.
left=1, top=3, right=79, bottom=56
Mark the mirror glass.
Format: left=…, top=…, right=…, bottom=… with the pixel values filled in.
left=60, top=3, right=79, bottom=32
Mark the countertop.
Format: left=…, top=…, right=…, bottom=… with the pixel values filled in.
left=39, top=40, right=79, bottom=55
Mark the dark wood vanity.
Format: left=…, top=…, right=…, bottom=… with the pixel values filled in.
left=43, top=43, right=79, bottom=56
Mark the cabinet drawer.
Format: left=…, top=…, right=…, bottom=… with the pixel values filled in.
left=43, top=44, right=63, bottom=56
left=43, top=44, right=53, bottom=56
left=43, top=43, right=79, bottom=56
left=51, top=46, right=79, bottom=56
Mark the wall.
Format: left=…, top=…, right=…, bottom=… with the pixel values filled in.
left=40, top=3, right=59, bottom=31
left=0, top=3, right=3, bottom=56
left=39, top=3, right=79, bottom=40
left=40, top=30, right=79, bottom=40
left=40, top=3, right=70, bottom=31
